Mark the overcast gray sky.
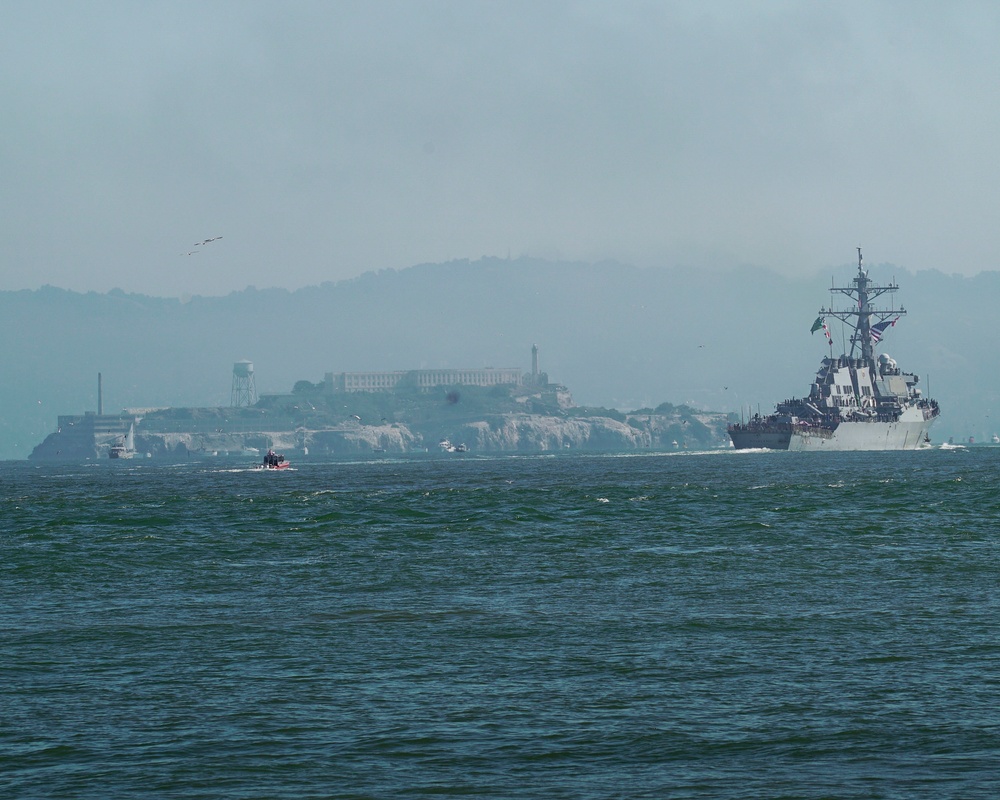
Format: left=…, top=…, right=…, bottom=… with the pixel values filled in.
left=3, top=1, right=999, bottom=296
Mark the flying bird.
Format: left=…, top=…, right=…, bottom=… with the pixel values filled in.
left=194, top=236, right=223, bottom=246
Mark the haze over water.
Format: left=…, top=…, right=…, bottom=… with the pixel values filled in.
left=6, top=3, right=1000, bottom=296
left=5, top=448, right=1000, bottom=798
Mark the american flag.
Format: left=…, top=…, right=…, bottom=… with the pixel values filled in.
left=870, top=317, right=899, bottom=343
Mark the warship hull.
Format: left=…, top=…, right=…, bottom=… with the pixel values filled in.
left=730, top=410, right=934, bottom=451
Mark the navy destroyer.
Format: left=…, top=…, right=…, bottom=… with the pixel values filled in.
left=728, top=249, right=940, bottom=450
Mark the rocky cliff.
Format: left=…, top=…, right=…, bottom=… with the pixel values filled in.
left=121, top=409, right=728, bottom=459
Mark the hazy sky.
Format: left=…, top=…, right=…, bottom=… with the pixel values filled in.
left=3, top=1, right=999, bottom=296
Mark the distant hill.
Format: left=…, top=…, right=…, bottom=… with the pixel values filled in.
left=3, top=257, right=996, bottom=459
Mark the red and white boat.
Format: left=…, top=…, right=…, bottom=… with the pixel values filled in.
left=257, top=450, right=290, bottom=469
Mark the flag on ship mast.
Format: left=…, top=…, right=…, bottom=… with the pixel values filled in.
left=870, top=317, right=899, bottom=343
left=811, top=315, right=832, bottom=345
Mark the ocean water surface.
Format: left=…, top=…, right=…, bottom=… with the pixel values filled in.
left=3, top=448, right=1000, bottom=798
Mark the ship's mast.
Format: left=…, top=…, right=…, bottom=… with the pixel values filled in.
left=820, top=248, right=905, bottom=367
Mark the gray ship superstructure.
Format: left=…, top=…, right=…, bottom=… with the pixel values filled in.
left=729, top=249, right=940, bottom=451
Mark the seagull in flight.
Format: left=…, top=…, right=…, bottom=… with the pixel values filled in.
left=194, top=236, right=223, bottom=246
left=180, top=251, right=199, bottom=256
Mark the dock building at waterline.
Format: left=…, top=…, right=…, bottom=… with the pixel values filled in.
left=31, top=373, right=141, bottom=460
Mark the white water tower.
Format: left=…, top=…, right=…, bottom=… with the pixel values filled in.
left=231, top=360, right=257, bottom=407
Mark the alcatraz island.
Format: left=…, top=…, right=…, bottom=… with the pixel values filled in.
left=29, top=346, right=732, bottom=461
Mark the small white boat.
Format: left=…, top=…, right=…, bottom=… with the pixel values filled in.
left=439, top=440, right=468, bottom=453
left=109, top=423, right=136, bottom=459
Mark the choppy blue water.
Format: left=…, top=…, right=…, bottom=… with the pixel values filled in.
left=3, top=448, right=1000, bottom=798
